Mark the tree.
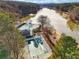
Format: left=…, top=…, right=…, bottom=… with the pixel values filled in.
left=53, top=34, right=79, bottom=59
left=0, top=12, right=25, bottom=59
left=70, top=7, right=79, bottom=24
left=37, top=15, right=50, bottom=30
left=0, top=43, right=10, bottom=59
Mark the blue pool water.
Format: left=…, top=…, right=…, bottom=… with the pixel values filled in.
left=27, top=36, right=43, bottom=48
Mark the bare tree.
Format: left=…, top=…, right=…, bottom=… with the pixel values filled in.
left=37, top=15, right=50, bottom=30
left=70, top=7, right=79, bottom=24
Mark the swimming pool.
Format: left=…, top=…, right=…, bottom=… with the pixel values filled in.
left=27, top=35, right=43, bottom=48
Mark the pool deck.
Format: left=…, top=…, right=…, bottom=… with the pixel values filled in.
left=23, top=34, right=52, bottom=59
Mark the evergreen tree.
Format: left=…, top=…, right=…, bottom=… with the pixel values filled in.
left=53, top=34, right=79, bottom=59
